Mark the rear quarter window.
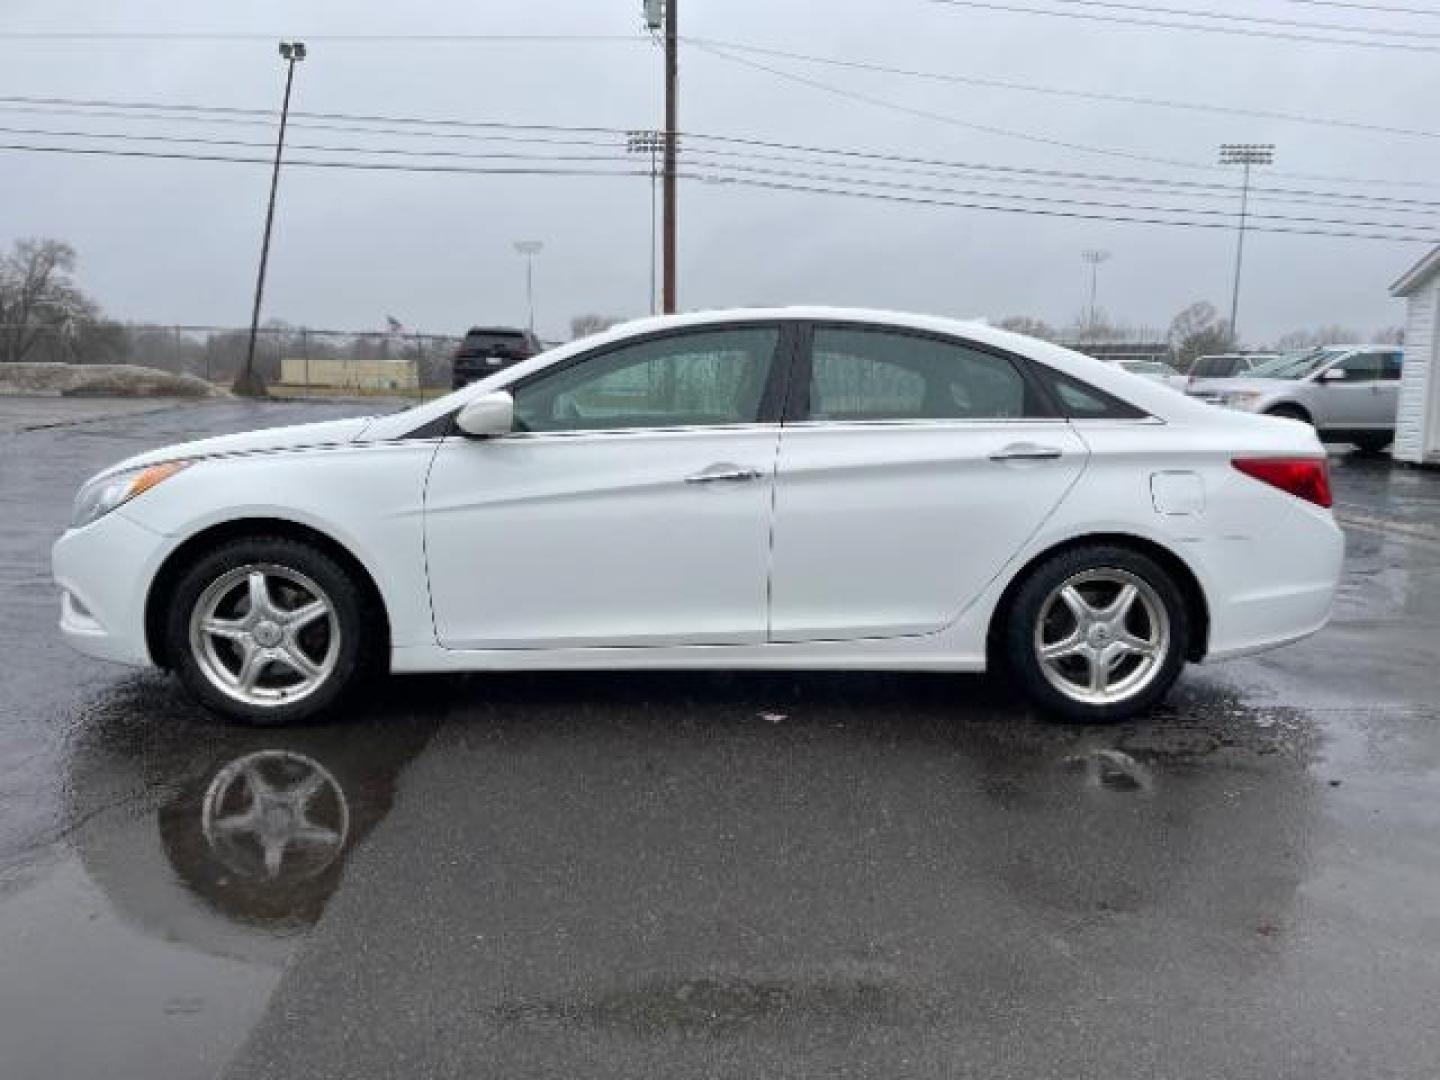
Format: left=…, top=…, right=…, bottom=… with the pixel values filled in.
left=1031, top=365, right=1148, bottom=420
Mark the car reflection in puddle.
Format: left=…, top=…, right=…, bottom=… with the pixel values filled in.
left=67, top=675, right=445, bottom=953
left=200, top=750, right=350, bottom=885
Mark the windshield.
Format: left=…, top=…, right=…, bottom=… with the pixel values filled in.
left=1249, top=348, right=1347, bottom=380
left=458, top=331, right=531, bottom=356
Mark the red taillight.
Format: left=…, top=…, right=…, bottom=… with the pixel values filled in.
left=1232, top=457, right=1333, bottom=509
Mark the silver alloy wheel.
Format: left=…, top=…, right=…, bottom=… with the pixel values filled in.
left=188, top=563, right=340, bottom=708
left=1033, top=567, right=1170, bottom=706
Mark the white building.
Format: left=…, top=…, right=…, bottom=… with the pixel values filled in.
left=1390, top=246, right=1440, bottom=465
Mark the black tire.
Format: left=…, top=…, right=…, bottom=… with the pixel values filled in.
left=1351, top=434, right=1392, bottom=454
left=1001, top=544, right=1190, bottom=723
left=1266, top=404, right=1311, bottom=424
left=163, top=535, right=381, bottom=726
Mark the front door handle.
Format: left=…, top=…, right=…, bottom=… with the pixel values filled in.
left=685, top=464, right=763, bottom=484
left=989, top=442, right=1064, bottom=462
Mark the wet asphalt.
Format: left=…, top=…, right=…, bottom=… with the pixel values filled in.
left=1, top=398, right=1439, bottom=1079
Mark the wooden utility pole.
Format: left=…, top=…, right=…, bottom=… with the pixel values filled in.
left=662, top=0, right=678, bottom=314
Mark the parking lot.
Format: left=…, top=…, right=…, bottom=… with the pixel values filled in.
left=2, top=398, right=1439, bottom=1079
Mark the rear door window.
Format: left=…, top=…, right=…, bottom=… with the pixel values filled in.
left=1334, top=353, right=1383, bottom=382
left=805, top=327, right=1047, bottom=421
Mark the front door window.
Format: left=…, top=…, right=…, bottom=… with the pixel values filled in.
left=512, top=327, right=781, bottom=433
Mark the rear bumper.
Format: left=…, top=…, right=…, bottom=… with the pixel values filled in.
left=51, top=511, right=167, bottom=667
left=1203, top=579, right=1339, bottom=661
left=1201, top=508, right=1344, bottom=661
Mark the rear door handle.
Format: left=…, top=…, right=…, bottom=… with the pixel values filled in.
left=989, top=442, right=1064, bottom=462
left=685, top=464, right=763, bottom=484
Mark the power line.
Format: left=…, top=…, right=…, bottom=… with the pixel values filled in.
left=1280, top=0, right=1440, bottom=15
left=695, top=172, right=1440, bottom=243
left=689, top=156, right=1437, bottom=232
left=0, top=31, right=642, bottom=44
left=3, top=138, right=1436, bottom=242
left=688, top=36, right=1440, bottom=142
left=7, top=90, right=1440, bottom=198
left=925, top=0, right=1440, bottom=52
left=0, top=123, right=640, bottom=165
left=689, top=44, right=1440, bottom=193
left=952, top=0, right=1440, bottom=38
left=0, top=140, right=646, bottom=177
left=690, top=40, right=1212, bottom=172
left=7, top=117, right=1439, bottom=217
left=6, top=119, right=1433, bottom=225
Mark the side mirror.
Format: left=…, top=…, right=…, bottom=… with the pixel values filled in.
left=1320, top=367, right=1346, bottom=383
left=455, top=390, right=515, bottom=438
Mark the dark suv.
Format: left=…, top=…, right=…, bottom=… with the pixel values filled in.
left=451, top=327, right=544, bottom=389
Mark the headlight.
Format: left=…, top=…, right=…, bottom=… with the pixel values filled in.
left=1219, top=391, right=1263, bottom=409
left=71, top=461, right=191, bottom=529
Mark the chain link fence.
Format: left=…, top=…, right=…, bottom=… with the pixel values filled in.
left=1, top=324, right=464, bottom=401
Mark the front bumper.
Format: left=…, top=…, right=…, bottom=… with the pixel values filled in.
left=52, top=511, right=169, bottom=667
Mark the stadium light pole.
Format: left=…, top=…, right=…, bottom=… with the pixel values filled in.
left=1219, top=143, right=1275, bottom=346
left=513, top=240, right=543, bottom=334
left=627, top=130, right=664, bottom=315
left=1081, top=249, right=1110, bottom=333
left=236, top=40, right=305, bottom=398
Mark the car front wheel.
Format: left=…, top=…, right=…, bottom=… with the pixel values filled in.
left=1002, top=545, right=1189, bottom=722
left=164, top=536, right=378, bottom=725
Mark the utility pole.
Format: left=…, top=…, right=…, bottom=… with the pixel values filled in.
left=663, top=0, right=678, bottom=314
left=626, top=130, right=664, bottom=315
left=1219, top=143, right=1274, bottom=346
left=513, top=240, right=543, bottom=334
left=1081, top=249, right=1110, bottom=333
left=236, top=40, right=306, bottom=398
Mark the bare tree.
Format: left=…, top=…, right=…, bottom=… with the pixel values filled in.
left=569, top=313, right=623, bottom=340
left=1167, top=301, right=1234, bottom=371
left=1272, top=325, right=1363, bottom=352
left=1062, top=310, right=1143, bottom=344
left=0, top=238, right=100, bottom=363
left=996, top=315, right=1057, bottom=341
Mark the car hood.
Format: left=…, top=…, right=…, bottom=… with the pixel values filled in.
left=100, top=416, right=377, bottom=476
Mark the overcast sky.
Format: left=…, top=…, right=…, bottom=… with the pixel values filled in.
left=4, top=0, right=1438, bottom=344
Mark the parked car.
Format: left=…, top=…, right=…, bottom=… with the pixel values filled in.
left=1113, top=358, right=1185, bottom=389
left=1186, top=344, right=1404, bottom=453
left=54, top=307, right=1342, bottom=726
left=1186, top=353, right=1277, bottom=389
left=450, top=326, right=543, bottom=389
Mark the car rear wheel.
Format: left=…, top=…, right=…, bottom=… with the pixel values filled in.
left=164, top=536, right=378, bottom=726
left=1002, top=545, right=1189, bottom=723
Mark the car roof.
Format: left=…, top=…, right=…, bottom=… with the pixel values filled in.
left=372, top=306, right=1217, bottom=437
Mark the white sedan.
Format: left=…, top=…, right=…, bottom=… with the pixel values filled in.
left=53, top=307, right=1343, bottom=725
